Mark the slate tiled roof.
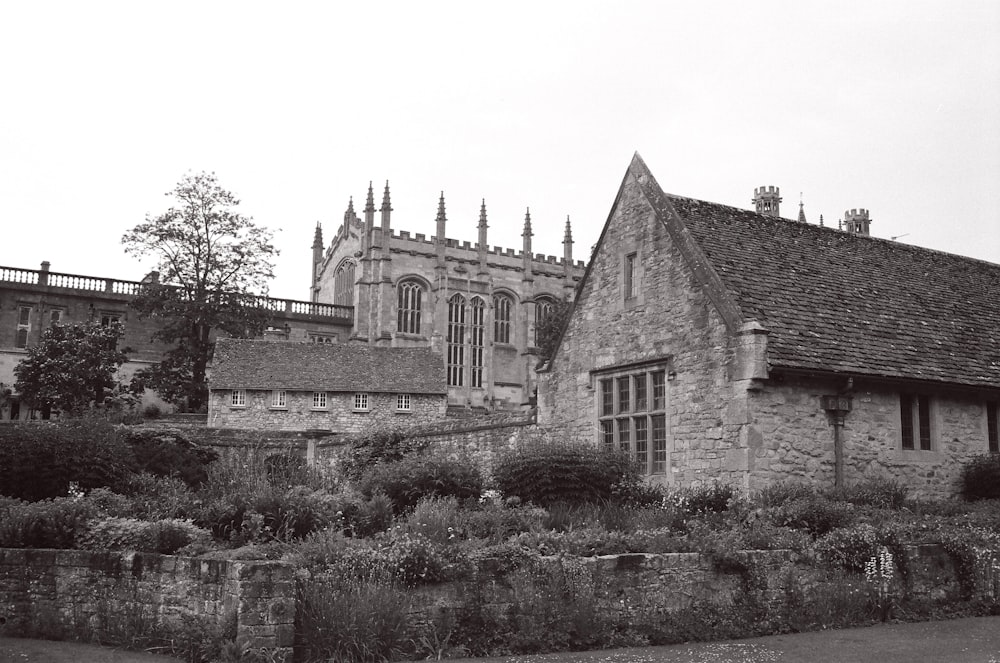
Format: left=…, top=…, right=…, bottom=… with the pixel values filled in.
left=210, top=339, right=447, bottom=394
left=666, top=194, right=1000, bottom=389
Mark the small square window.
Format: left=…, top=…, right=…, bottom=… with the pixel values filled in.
left=49, top=310, right=63, bottom=327
left=354, top=392, right=369, bottom=411
left=396, top=394, right=411, bottom=411
left=231, top=390, right=246, bottom=407
left=100, top=314, right=121, bottom=327
left=313, top=392, right=328, bottom=409
left=271, top=390, right=287, bottom=408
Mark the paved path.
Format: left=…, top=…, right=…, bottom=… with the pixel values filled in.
left=2, top=616, right=998, bottom=662
left=426, top=616, right=1000, bottom=663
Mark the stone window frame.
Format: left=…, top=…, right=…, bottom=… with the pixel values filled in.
left=333, top=259, right=356, bottom=307
left=397, top=279, right=424, bottom=335
left=309, top=333, right=336, bottom=344
left=396, top=393, right=412, bottom=412
left=447, top=293, right=466, bottom=387
left=898, top=392, right=938, bottom=453
left=493, top=292, right=514, bottom=345
left=987, top=401, right=999, bottom=454
left=533, top=295, right=557, bottom=347
left=15, top=304, right=32, bottom=348
left=470, top=297, right=486, bottom=389
left=48, top=308, right=64, bottom=327
left=230, top=389, right=246, bottom=408
left=353, top=392, right=370, bottom=412
left=99, top=312, right=122, bottom=327
left=312, top=391, right=328, bottom=410
left=594, top=360, right=670, bottom=475
left=619, top=243, right=645, bottom=310
left=270, top=390, right=287, bottom=409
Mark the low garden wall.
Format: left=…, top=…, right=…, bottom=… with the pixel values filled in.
left=0, top=549, right=294, bottom=661
left=1, top=543, right=980, bottom=660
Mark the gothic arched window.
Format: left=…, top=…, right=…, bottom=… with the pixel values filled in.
left=334, top=261, right=355, bottom=307
left=470, top=297, right=486, bottom=388
left=397, top=280, right=423, bottom=334
left=493, top=293, right=512, bottom=344
left=534, top=296, right=556, bottom=347
left=447, top=294, right=466, bottom=387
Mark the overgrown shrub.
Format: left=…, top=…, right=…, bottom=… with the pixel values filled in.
left=771, top=496, right=855, bottom=536
left=118, top=473, right=197, bottom=520
left=0, top=420, right=133, bottom=500
left=670, top=483, right=738, bottom=517
left=297, top=575, right=413, bottom=663
left=493, top=441, right=640, bottom=507
left=120, top=428, right=217, bottom=488
left=0, top=497, right=95, bottom=548
left=77, top=517, right=210, bottom=554
left=829, top=477, right=908, bottom=509
left=754, top=481, right=815, bottom=508
left=358, top=452, right=483, bottom=513
left=961, top=454, right=1000, bottom=502
left=815, top=523, right=880, bottom=571
left=338, top=427, right=430, bottom=481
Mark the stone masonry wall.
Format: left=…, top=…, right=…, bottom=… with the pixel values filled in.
left=0, top=549, right=294, bottom=661
left=539, top=169, right=746, bottom=489
left=208, top=390, right=445, bottom=432
left=747, top=375, right=995, bottom=499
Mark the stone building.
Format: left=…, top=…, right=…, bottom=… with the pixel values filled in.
left=538, top=153, right=1000, bottom=499
left=311, top=183, right=586, bottom=410
left=207, top=338, right=446, bottom=431
left=0, top=263, right=353, bottom=420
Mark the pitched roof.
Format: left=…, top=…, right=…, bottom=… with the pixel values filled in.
left=210, top=339, right=447, bottom=394
left=630, top=154, right=1000, bottom=390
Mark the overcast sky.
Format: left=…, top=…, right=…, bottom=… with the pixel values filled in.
left=2, top=1, right=998, bottom=301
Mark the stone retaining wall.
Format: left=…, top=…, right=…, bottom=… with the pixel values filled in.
left=0, top=549, right=294, bottom=661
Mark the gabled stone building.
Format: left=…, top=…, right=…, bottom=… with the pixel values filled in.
left=208, top=339, right=447, bottom=431
left=311, top=184, right=586, bottom=410
left=538, top=153, right=1000, bottom=498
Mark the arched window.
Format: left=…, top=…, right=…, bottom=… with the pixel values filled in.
left=470, top=297, right=486, bottom=388
left=534, top=296, right=556, bottom=346
left=397, top=280, right=423, bottom=334
left=493, top=293, right=512, bottom=344
left=334, top=261, right=355, bottom=306
left=447, top=294, right=466, bottom=386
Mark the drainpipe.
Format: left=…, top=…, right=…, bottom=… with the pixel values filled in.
left=821, top=394, right=853, bottom=489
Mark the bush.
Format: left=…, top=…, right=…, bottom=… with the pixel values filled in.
left=0, top=421, right=133, bottom=500
left=297, top=575, right=412, bottom=663
left=493, top=440, right=640, bottom=507
left=815, top=523, right=880, bottom=571
left=77, top=517, right=210, bottom=554
left=358, top=452, right=482, bottom=514
left=339, top=427, right=430, bottom=481
left=961, top=454, right=1000, bottom=501
left=829, top=477, right=908, bottom=509
left=771, top=496, right=855, bottom=536
left=670, top=483, right=738, bottom=517
left=754, top=481, right=815, bottom=508
left=118, top=473, right=197, bottom=520
left=0, top=498, right=95, bottom=548
left=120, top=428, right=217, bottom=488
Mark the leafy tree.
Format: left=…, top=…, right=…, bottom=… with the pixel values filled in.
left=534, top=297, right=573, bottom=365
left=13, top=321, right=129, bottom=417
left=123, top=171, right=277, bottom=411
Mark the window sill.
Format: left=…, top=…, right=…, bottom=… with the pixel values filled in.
left=352, top=409, right=370, bottom=414
left=395, top=332, right=428, bottom=341
left=395, top=410, right=412, bottom=415
left=269, top=407, right=288, bottom=411
left=311, top=408, right=329, bottom=412
left=897, top=449, right=943, bottom=462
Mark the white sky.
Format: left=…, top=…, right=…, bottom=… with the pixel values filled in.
left=1, top=1, right=998, bottom=301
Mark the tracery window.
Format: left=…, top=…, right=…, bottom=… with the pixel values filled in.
left=334, top=261, right=355, bottom=306
left=493, top=294, right=512, bottom=344
left=397, top=280, right=423, bottom=334
left=534, top=297, right=555, bottom=346
left=470, top=297, right=485, bottom=388
left=447, top=294, right=466, bottom=387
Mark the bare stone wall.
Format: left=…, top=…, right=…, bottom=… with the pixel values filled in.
left=539, top=170, right=746, bottom=488
left=747, top=376, right=994, bottom=499
left=208, top=389, right=445, bottom=432
left=0, top=549, right=294, bottom=661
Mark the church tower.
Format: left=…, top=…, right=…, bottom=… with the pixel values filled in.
left=752, top=186, right=782, bottom=218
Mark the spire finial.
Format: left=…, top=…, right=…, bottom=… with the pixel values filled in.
left=364, top=182, right=375, bottom=213
left=436, top=191, right=447, bottom=220
left=522, top=207, right=533, bottom=237
left=347, top=196, right=355, bottom=214
left=819, top=214, right=825, bottom=228
left=563, top=215, right=573, bottom=243
left=479, top=199, right=488, bottom=228
left=380, top=181, right=391, bottom=212
left=797, top=194, right=807, bottom=224
left=312, top=221, right=323, bottom=248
